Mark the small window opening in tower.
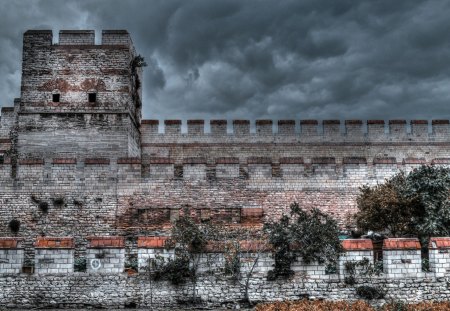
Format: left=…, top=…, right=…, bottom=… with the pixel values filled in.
left=0, top=154, right=4, bottom=164
left=52, top=93, right=60, bottom=103
left=88, top=93, right=97, bottom=103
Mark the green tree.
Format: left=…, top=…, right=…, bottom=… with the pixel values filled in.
left=355, top=165, right=450, bottom=240
left=161, top=209, right=220, bottom=303
left=264, top=202, right=343, bottom=280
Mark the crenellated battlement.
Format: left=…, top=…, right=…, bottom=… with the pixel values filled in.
left=140, top=119, right=450, bottom=142
left=23, top=29, right=134, bottom=47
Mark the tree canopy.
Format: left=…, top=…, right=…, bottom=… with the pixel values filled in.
left=355, top=165, right=450, bottom=239
left=264, top=202, right=342, bottom=280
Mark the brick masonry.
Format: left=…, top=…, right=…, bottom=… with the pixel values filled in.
left=0, top=29, right=450, bottom=306
left=34, top=237, right=74, bottom=274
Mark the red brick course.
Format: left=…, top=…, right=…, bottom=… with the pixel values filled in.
left=342, top=239, right=373, bottom=251
left=429, top=237, right=450, bottom=249
left=0, top=238, right=22, bottom=249
left=87, top=236, right=125, bottom=248
left=383, top=238, right=421, bottom=250
left=35, top=237, right=74, bottom=249
left=137, top=236, right=168, bottom=249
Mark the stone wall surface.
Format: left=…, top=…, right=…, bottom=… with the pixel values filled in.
left=1, top=29, right=450, bottom=307
left=0, top=274, right=449, bottom=309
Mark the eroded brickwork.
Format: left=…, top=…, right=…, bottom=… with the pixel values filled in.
left=0, top=29, right=449, bottom=267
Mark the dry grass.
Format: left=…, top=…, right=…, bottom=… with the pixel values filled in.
left=255, top=300, right=450, bottom=311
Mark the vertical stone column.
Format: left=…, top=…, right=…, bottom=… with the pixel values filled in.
left=383, top=238, right=422, bottom=278
left=338, top=239, right=374, bottom=280
left=86, top=236, right=125, bottom=273
left=137, top=236, right=174, bottom=272
left=429, top=237, right=450, bottom=277
left=35, top=237, right=74, bottom=274
left=0, top=238, right=24, bottom=274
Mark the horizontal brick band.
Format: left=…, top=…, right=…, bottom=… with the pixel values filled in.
left=60, top=30, right=94, bottom=34
left=35, top=237, right=74, bottom=249
left=52, top=158, right=77, bottom=165
left=102, top=30, right=129, bottom=34
left=183, top=157, right=206, bottom=164
left=187, top=120, right=204, bottom=125
left=323, top=120, right=340, bottom=125
left=278, top=120, right=295, bottom=125
left=383, top=238, right=420, bottom=250
left=300, top=120, right=318, bottom=125
left=429, top=237, right=450, bottom=249
left=141, top=120, right=159, bottom=125
left=247, top=157, right=272, bottom=164
left=233, top=120, right=250, bottom=125
left=367, top=120, right=385, bottom=124
left=1, top=107, right=14, bottom=112
left=373, top=157, right=396, bottom=164
left=149, top=157, right=174, bottom=164
left=343, top=157, right=367, bottom=164
left=210, top=120, right=227, bottom=125
left=19, top=159, right=44, bottom=165
left=164, top=120, right=181, bottom=125
left=0, top=238, right=22, bottom=249
left=117, top=157, right=141, bottom=164
left=256, top=120, right=272, bottom=125
left=241, top=208, right=264, bottom=218
left=216, top=157, right=239, bottom=164
left=342, top=239, right=373, bottom=251
left=389, top=120, right=407, bottom=124
left=279, top=157, right=304, bottom=164
left=0, top=138, right=11, bottom=143
left=403, top=158, right=426, bottom=164
left=24, top=29, right=53, bottom=35
left=432, top=158, right=450, bottom=164
left=432, top=120, right=449, bottom=125
left=345, top=120, right=363, bottom=125
left=137, top=236, right=168, bottom=249
left=85, top=158, right=110, bottom=165
left=411, top=120, right=428, bottom=125
left=311, top=157, right=335, bottom=164
left=87, top=236, right=125, bottom=248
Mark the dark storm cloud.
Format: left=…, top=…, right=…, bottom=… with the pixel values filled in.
left=1, top=0, right=450, bottom=122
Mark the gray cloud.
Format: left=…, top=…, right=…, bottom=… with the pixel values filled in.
left=1, top=0, right=450, bottom=122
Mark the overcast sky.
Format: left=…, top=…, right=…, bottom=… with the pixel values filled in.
left=1, top=0, right=450, bottom=122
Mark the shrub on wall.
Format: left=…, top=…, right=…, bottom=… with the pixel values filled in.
left=264, top=202, right=342, bottom=280
left=355, top=165, right=450, bottom=240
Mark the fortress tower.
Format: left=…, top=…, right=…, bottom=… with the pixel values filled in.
left=10, top=30, right=142, bottom=160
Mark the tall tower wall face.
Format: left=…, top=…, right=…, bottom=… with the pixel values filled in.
left=16, top=30, right=142, bottom=159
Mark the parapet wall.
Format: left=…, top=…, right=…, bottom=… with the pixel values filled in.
left=1, top=237, right=450, bottom=308
left=140, top=119, right=450, bottom=142
left=23, top=29, right=134, bottom=47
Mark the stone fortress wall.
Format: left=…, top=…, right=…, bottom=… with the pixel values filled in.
left=0, top=30, right=450, bottom=308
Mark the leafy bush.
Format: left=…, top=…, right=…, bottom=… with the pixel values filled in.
left=74, top=257, right=86, bottom=272
left=152, top=256, right=191, bottom=285
left=125, top=257, right=138, bottom=271
left=355, top=165, right=450, bottom=239
left=355, top=285, right=386, bottom=300
left=8, top=219, right=20, bottom=233
left=264, top=203, right=342, bottom=280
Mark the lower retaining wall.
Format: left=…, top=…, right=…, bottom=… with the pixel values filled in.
left=1, top=273, right=450, bottom=309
